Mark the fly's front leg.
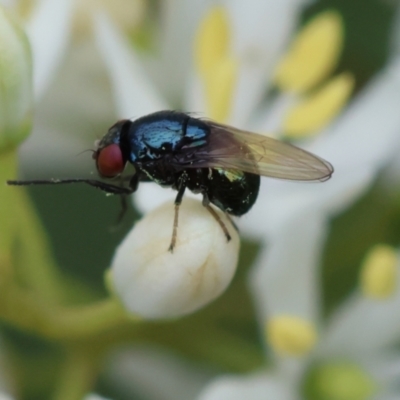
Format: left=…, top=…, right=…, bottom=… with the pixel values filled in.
left=7, top=178, right=134, bottom=195
left=169, top=173, right=188, bottom=253
left=113, top=173, right=140, bottom=226
left=202, top=193, right=232, bottom=242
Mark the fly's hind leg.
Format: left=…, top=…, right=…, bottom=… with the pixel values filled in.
left=169, top=175, right=187, bottom=253
left=225, top=213, right=239, bottom=233
left=202, top=194, right=231, bottom=242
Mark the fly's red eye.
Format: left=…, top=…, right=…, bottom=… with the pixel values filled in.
left=96, top=144, right=124, bottom=177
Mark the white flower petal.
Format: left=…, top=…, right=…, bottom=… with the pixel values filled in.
left=318, top=267, right=400, bottom=356
left=154, top=0, right=210, bottom=104
left=0, top=394, right=13, bottom=400
left=106, top=345, right=212, bottom=400
left=186, top=0, right=310, bottom=125
left=249, top=211, right=327, bottom=323
left=0, top=338, right=13, bottom=398
left=26, top=0, right=74, bottom=99
left=380, top=144, right=400, bottom=188
left=362, top=352, right=400, bottom=387
left=133, top=183, right=199, bottom=215
left=110, top=198, right=239, bottom=319
left=20, top=39, right=115, bottom=175
left=372, top=396, right=400, bottom=400
left=197, top=372, right=298, bottom=400
left=186, top=75, right=206, bottom=116
left=241, top=57, right=400, bottom=238
left=240, top=166, right=373, bottom=238
left=0, top=1, right=15, bottom=7
left=255, top=93, right=297, bottom=134
left=226, top=0, right=311, bottom=126
left=312, top=56, right=400, bottom=172
left=84, top=395, right=111, bottom=400
left=93, top=11, right=168, bottom=119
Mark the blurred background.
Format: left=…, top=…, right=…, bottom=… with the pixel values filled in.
left=20, top=0, right=400, bottom=316
left=3, top=0, right=400, bottom=399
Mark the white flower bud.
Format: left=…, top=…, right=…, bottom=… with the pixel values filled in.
left=108, top=198, right=240, bottom=319
left=0, top=6, right=32, bottom=150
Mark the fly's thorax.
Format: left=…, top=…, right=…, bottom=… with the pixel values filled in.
left=125, top=111, right=210, bottom=164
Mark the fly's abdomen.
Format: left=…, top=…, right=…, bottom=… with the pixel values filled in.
left=206, top=168, right=260, bottom=216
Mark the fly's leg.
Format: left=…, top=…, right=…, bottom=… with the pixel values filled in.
left=110, top=194, right=129, bottom=231
left=8, top=176, right=141, bottom=228
left=113, top=173, right=140, bottom=226
left=7, top=178, right=134, bottom=195
left=225, top=213, right=239, bottom=233
left=202, top=194, right=231, bottom=242
left=168, top=174, right=187, bottom=253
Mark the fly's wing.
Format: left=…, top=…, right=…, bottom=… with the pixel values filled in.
left=173, top=121, right=333, bottom=181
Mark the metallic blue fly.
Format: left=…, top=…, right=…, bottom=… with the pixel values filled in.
left=8, top=110, right=333, bottom=251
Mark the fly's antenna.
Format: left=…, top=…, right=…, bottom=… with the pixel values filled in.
left=76, top=149, right=96, bottom=157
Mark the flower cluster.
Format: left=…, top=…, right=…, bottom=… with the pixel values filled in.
left=1, top=0, right=400, bottom=399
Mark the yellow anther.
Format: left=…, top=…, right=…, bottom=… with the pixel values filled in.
left=360, top=244, right=398, bottom=299
left=194, top=6, right=230, bottom=75
left=194, top=6, right=236, bottom=122
left=265, top=315, right=317, bottom=356
left=274, top=11, right=343, bottom=93
left=284, top=72, right=354, bottom=137
left=203, top=56, right=238, bottom=122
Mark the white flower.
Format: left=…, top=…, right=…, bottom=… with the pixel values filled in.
left=93, top=3, right=400, bottom=238
left=84, top=395, right=112, bottom=400
left=5, top=0, right=399, bottom=398
left=92, top=0, right=325, bottom=212
left=0, top=0, right=74, bottom=104
left=241, top=56, right=400, bottom=239
left=4, top=0, right=144, bottom=175
left=0, top=394, right=14, bottom=400
left=198, top=231, right=400, bottom=400
left=91, top=1, right=400, bottom=397
left=198, top=372, right=296, bottom=400
left=108, top=198, right=239, bottom=319
left=104, top=345, right=213, bottom=400
left=6, top=0, right=398, bottom=396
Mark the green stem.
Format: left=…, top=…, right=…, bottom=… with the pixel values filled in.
left=1, top=149, right=66, bottom=301
left=0, top=284, right=137, bottom=340
left=54, top=348, right=100, bottom=400
left=0, top=150, right=20, bottom=279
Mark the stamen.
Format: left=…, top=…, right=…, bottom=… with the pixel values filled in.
left=360, top=244, right=397, bottom=299
left=194, top=6, right=230, bottom=75
left=194, top=6, right=237, bottom=122
left=204, top=56, right=238, bottom=122
left=274, top=11, right=343, bottom=93
left=284, top=72, right=354, bottom=137
left=265, top=314, right=317, bottom=356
